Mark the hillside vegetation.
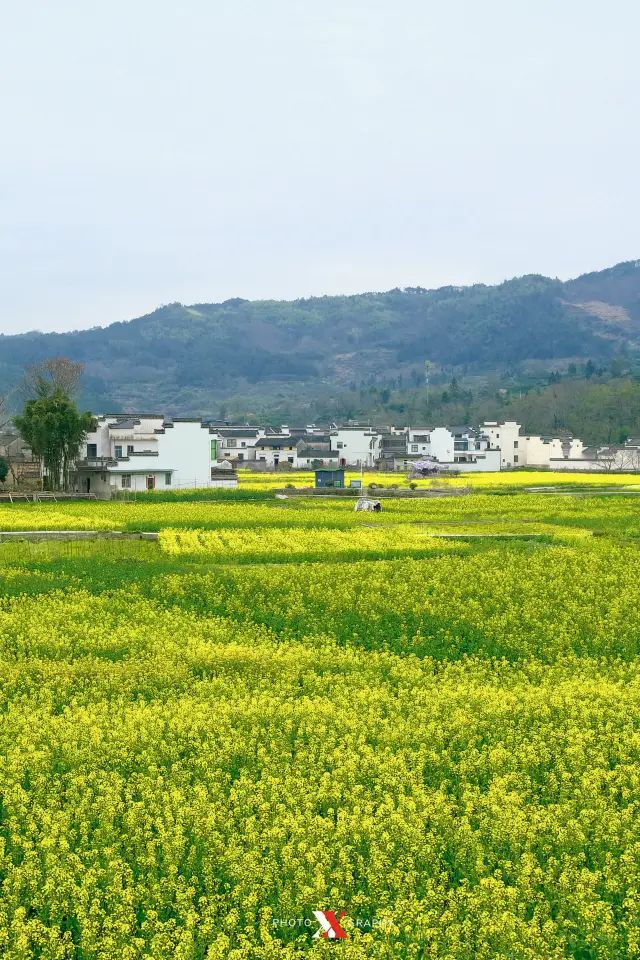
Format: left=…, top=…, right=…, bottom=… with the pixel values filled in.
left=1, top=260, right=639, bottom=433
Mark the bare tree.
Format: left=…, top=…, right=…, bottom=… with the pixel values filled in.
left=22, top=357, right=84, bottom=400
left=614, top=446, right=640, bottom=472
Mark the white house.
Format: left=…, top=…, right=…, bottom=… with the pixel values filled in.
left=404, top=426, right=501, bottom=472
left=330, top=426, right=381, bottom=467
left=482, top=421, right=585, bottom=468
left=254, top=436, right=302, bottom=467
left=76, top=415, right=228, bottom=496
left=482, top=421, right=523, bottom=468
left=216, top=427, right=265, bottom=463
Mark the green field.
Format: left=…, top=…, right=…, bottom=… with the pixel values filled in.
left=0, top=488, right=639, bottom=958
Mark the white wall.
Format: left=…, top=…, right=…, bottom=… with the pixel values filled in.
left=568, top=439, right=584, bottom=458
left=254, top=441, right=300, bottom=467
left=158, top=420, right=219, bottom=487
left=429, top=427, right=455, bottom=461
left=442, top=452, right=502, bottom=473
left=548, top=458, right=609, bottom=472
left=483, top=421, right=521, bottom=467
left=407, top=428, right=433, bottom=457
left=297, top=454, right=339, bottom=468
left=523, top=435, right=564, bottom=467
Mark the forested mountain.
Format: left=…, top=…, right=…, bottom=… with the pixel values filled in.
left=1, top=260, right=640, bottom=425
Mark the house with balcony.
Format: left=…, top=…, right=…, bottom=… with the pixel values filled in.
left=403, top=426, right=501, bottom=472
left=75, top=415, right=227, bottom=496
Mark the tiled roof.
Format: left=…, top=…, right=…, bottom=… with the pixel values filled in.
left=256, top=437, right=300, bottom=448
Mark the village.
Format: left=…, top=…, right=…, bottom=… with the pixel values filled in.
left=2, top=413, right=639, bottom=497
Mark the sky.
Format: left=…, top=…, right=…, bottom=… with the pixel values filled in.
left=1, top=0, right=639, bottom=334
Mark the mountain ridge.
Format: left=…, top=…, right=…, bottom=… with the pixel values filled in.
left=1, top=259, right=639, bottom=417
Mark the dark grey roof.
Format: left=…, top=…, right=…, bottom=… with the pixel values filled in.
left=447, top=425, right=478, bottom=436
left=101, top=413, right=165, bottom=419
left=218, top=428, right=261, bottom=438
left=256, top=437, right=301, bottom=448
left=108, top=419, right=140, bottom=430
left=298, top=447, right=338, bottom=458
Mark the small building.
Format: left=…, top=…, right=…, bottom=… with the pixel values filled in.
left=297, top=446, right=339, bottom=469
left=254, top=436, right=302, bottom=468
left=315, top=467, right=345, bottom=488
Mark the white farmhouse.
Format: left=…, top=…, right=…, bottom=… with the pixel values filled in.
left=482, top=421, right=523, bottom=468
left=254, top=436, right=301, bottom=467
left=330, top=426, right=381, bottom=467
left=76, top=415, right=227, bottom=496
left=216, top=427, right=266, bottom=463
left=405, top=426, right=501, bottom=472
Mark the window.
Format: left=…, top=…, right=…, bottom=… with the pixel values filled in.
left=337, top=442, right=343, bottom=448
left=513, top=441, right=519, bottom=449
left=259, top=456, right=266, bottom=461
left=87, top=443, right=97, bottom=458
left=227, top=439, right=237, bottom=447
left=127, top=445, right=134, bottom=455
left=210, top=439, right=217, bottom=460
left=121, top=475, right=132, bottom=489
left=411, top=444, right=418, bottom=452
left=165, top=473, right=172, bottom=485
left=115, top=445, right=122, bottom=458
left=237, top=453, right=244, bottom=461
left=146, top=475, right=155, bottom=490
left=514, top=455, right=519, bottom=463
left=241, top=441, right=246, bottom=447
left=287, top=456, right=294, bottom=463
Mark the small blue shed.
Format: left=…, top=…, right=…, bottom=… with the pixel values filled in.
left=315, top=467, right=345, bottom=488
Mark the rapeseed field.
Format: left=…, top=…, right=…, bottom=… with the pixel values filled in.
left=0, top=484, right=639, bottom=957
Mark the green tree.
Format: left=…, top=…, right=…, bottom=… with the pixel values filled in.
left=0, top=456, right=7, bottom=485
left=14, top=389, right=94, bottom=491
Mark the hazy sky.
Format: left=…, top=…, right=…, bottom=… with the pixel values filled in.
left=1, top=0, right=639, bottom=334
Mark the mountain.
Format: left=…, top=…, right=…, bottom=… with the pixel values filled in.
left=1, top=260, right=639, bottom=418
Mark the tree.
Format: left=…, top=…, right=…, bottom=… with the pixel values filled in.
left=0, top=456, right=7, bottom=485
left=14, top=389, right=94, bottom=491
left=23, top=357, right=85, bottom=400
